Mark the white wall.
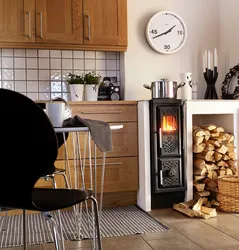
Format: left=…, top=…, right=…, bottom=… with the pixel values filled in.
left=124, top=0, right=219, bottom=100
left=218, top=0, right=239, bottom=94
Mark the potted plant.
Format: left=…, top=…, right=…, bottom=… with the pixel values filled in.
left=67, top=73, right=85, bottom=101
left=84, top=71, right=101, bottom=101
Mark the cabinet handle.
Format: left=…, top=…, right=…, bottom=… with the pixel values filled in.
left=85, top=14, right=91, bottom=40
left=40, top=12, right=43, bottom=39
left=84, top=162, right=123, bottom=167
left=28, top=12, right=31, bottom=38
left=80, top=111, right=122, bottom=114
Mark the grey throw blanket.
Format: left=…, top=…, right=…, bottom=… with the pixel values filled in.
left=63, top=115, right=112, bottom=152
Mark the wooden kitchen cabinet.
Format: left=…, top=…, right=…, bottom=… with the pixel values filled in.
left=35, top=0, right=83, bottom=44
left=83, top=0, right=127, bottom=46
left=0, top=0, right=35, bottom=43
left=0, top=0, right=127, bottom=51
left=53, top=101, right=139, bottom=207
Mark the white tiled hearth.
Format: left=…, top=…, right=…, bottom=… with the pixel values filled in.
left=138, top=99, right=239, bottom=212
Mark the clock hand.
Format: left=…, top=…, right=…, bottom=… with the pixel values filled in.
left=152, top=25, right=176, bottom=39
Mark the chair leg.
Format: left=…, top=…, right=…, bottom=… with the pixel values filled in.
left=42, top=211, right=65, bottom=250
left=87, top=196, right=102, bottom=250
left=23, top=210, right=27, bottom=250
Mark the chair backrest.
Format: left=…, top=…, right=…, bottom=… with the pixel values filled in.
left=0, top=89, right=58, bottom=208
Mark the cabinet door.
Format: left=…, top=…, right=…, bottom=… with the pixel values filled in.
left=83, top=0, right=127, bottom=46
left=36, top=0, right=83, bottom=44
left=0, top=0, right=35, bottom=43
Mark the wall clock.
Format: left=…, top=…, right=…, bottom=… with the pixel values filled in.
left=145, top=11, right=187, bottom=54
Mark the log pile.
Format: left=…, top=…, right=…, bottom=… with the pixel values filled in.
left=173, top=124, right=237, bottom=219
left=193, top=124, right=237, bottom=204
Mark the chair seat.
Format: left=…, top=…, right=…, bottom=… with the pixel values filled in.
left=32, top=188, right=93, bottom=211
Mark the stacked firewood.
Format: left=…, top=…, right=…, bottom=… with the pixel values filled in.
left=173, top=124, right=237, bottom=219
left=193, top=124, right=237, bottom=196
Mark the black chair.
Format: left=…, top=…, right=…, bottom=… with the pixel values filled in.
left=0, top=89, right=102, bottom=250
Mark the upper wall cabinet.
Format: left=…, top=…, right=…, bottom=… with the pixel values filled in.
left=0, top=0, right=35, bottom=43
left=83, top=0, right=127, bottom=46
left=36, top=0, right=83, bottom=44
left=0, top=0, right=127, bottom=51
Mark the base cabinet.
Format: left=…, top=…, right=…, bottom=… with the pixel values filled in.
left=36, top=101, right=139, bottom=208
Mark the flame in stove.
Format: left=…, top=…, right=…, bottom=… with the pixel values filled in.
left=162, top=116, right=177, bottom=131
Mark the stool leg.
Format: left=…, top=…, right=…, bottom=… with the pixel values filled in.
left=88, top=197, right=102, bottom=250
left=48, top=176, right=65, bottom=248
left=23, top=209, right=27, bottom=250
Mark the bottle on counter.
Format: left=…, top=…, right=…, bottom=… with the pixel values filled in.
left=192, top=80, right=198, bottom=99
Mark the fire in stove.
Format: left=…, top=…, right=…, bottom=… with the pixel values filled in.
left=162, top=115, right=177, bottom=131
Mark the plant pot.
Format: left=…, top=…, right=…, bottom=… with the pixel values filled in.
left=85, top=84, right=99, bottom=101
left=69, top=84, right=84, bottom=101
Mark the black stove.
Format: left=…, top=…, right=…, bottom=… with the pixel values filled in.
left=149, top=98, right=186, bottom=208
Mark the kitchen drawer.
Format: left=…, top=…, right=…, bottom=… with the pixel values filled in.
left=57, top=122, right=138, bottom=159
left=43, top=157, right=138, bottom=193
left=71, top=104, right=137, bottom=122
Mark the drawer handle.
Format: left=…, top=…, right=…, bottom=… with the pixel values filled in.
left=85, top=162, right=123, bottom=167
left=81, top=111, right=122, bottom=114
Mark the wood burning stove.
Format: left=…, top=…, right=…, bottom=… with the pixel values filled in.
left=149, top=98, right=186, bottom=208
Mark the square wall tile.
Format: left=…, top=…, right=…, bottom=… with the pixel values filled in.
left=39, top=70, right=49, bottom=80
left=96, top=59, right=106, bottom=70
left=39, top=81, right=50, bottom=92
left=62, top=50, right=72, bottom=58
left=51, top=70, right=61, bottom=80
left=27, top=92, right=38, bottom=100
left=85, top=51, right=95, bottom=59
left=2, top=69, right=13, bottom=80
left=51, top=82, right=62, bottom=92
left=27, top=58, right=37, bottom=68
left=50, top=58, right=61, bottom=69
left=39, top=58, right=49, bottom=69
left=15, top=81, right=27, bottom=92
left=85, top=59, right=95, bottom=71
left=50, top=50, right=61, bottom=58
left=26, top=49, right=37, bottom=57
left=38, top=50, right=49, bottom=57
left=62, top=59, right=72, bottom=69
left=27, top=81, right=38, bottom=92
left=107, top=60, right=117, bottom=70
left=15, top=58, right=26, bottom=69
left=96, top=51, right=106, bottom=59
left=39, top=92, right=50, bottom=100
left=2, top=49, right=13, bottom=57
left=73, top=59, right=84, bottom=70
left=27, top=70, right=38, bottom=80
left=2, top=81, right=14, bottom=90
left=106, top=52, right=117, bottom=59
left=15, top=69, right=26, bottom=80
left=2, top=57, right=13, bottom=68
left=73, top=51, right=84, bottom=58
left=14, top=49, right=26, bottom=57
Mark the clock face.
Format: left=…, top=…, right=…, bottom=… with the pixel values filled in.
left=146, top=11, right=187, bottom=54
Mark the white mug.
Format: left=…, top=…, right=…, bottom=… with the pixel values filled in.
left=46, top=102, right=65, bottom=127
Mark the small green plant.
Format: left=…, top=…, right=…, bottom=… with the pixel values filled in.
left=84, top=71, right=101, bottom=85
left=67, top=73, right=85, bottom=85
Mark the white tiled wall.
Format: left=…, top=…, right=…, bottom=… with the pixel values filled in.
left=0, top=49, right=120, bottom=101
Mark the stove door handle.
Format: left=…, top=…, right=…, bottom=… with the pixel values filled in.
left=159, top=169, right=163, bottom=185
left=159, top=128, right=162, bottom=148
